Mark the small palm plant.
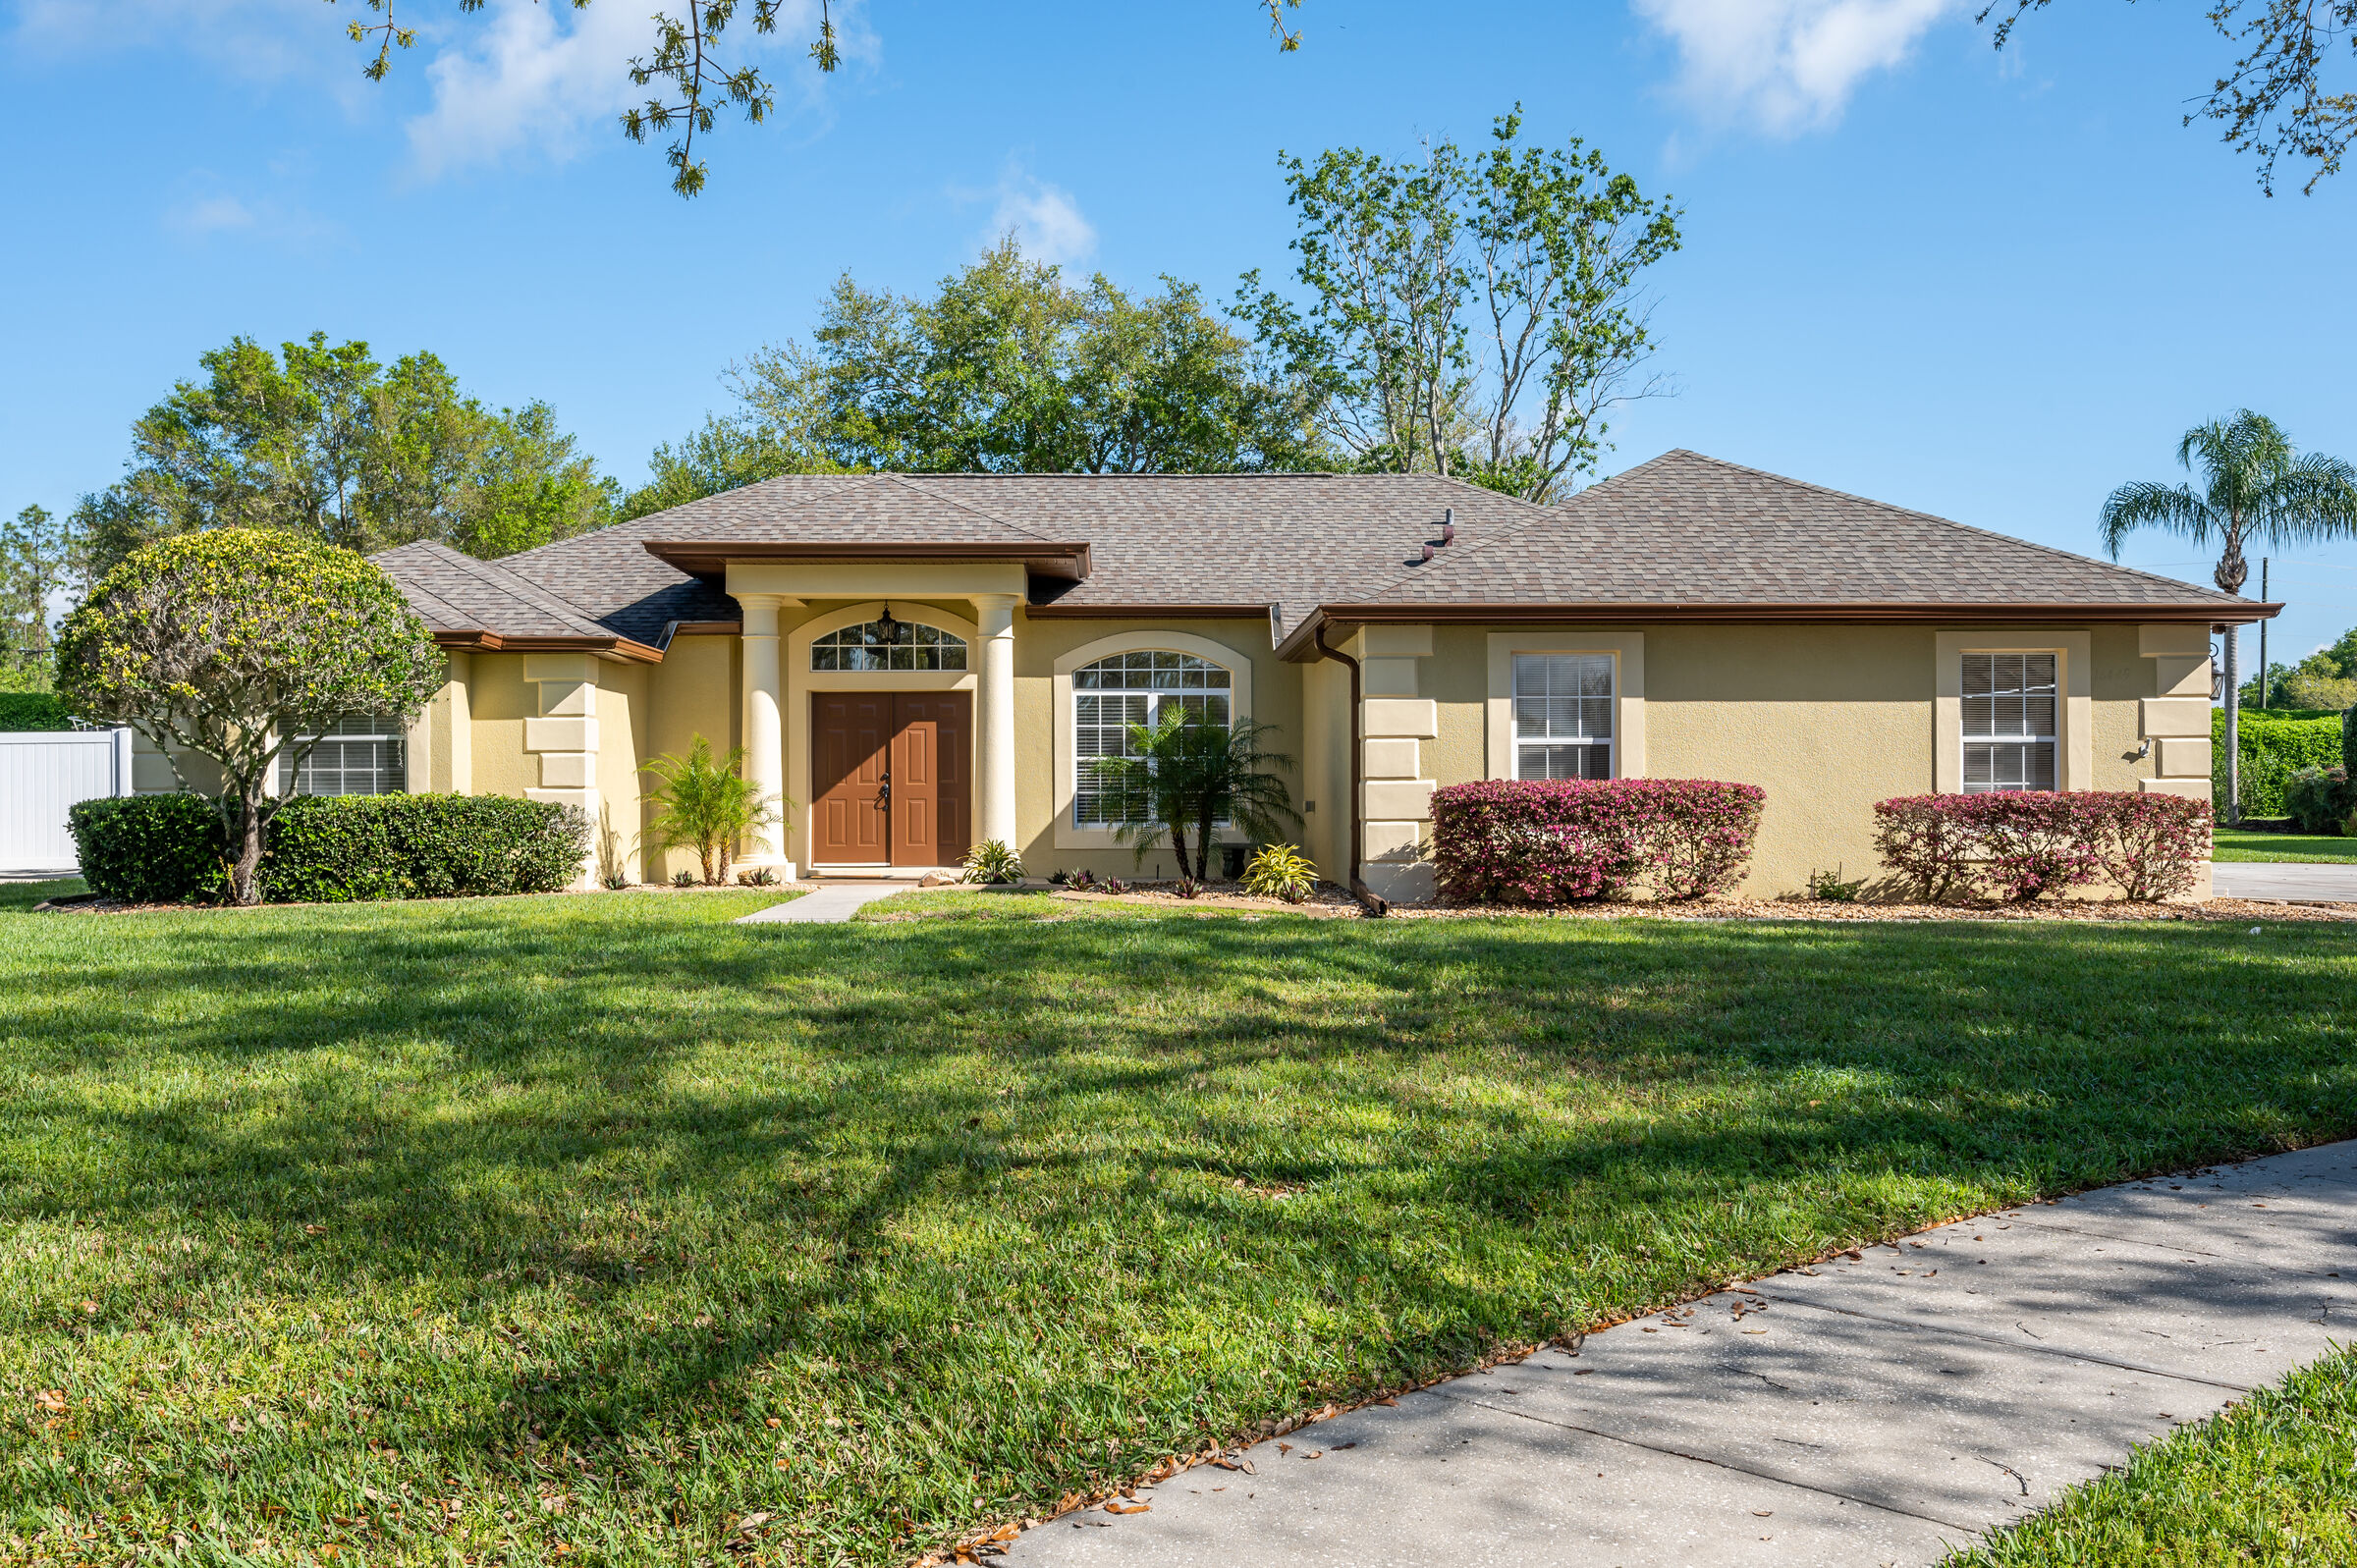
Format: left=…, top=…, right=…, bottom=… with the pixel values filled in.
left=1241, top=842, right=1318, bottom=902
left=640, top=734, right=787, bottom=885
left=960, top=839, right=1024, bottom=885
left=1086, top=708, right=1299, bottom=882
left=2102, top=411, right=2357, bottom=821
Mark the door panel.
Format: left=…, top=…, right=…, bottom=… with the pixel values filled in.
left=810, top=693, right=891, bottom=862
left=891, top=692, right=971, bottom=865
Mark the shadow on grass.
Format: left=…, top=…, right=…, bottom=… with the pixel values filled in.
left=1, top=897, right=2351, bottom=1561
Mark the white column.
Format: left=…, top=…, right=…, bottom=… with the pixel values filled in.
left=972, top=593, right=1020, bottom=849
left=740, top=593, right=790, bottom=869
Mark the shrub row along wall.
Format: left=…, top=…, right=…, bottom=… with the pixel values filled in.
left=1429, top=779, right=1765, bottom=905
left=68, top=793, right=590, bottom=904
left=1873, top=792, right=2210, bottom=902
left=2214, top=709, right=2344, bottom=820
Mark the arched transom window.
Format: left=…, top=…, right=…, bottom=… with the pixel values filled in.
left=1072, top=650, right=1232, bottom=826
left=810, top=618, right=967, bottom=672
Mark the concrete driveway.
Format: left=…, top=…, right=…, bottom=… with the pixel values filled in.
left=2211, top=861, right=2357, bottom=901
left=1007, top=1141, right=2357, bottom=1568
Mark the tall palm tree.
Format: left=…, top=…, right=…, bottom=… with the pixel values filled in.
left=2101, top=411, right=2357, bottom=823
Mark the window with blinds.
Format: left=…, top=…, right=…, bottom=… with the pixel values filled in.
left=1072, top=651, right=1231, bottom=827
left=1961, top=652, right=2057, bottom=792
left=278, top=715, right=408, bottom=797
left=1511, top=653, right=1614, bottom=781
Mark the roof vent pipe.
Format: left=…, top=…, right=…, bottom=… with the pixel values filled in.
left=1419, top=543, right=1434, bottom=563
left=1442, top=508, right=1455, bottom=546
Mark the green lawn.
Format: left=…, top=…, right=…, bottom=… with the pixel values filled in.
left=2, top=894, right=2353, bottom=1566
left=2214, top=829, right=2357, bottom=863
left=0, top=878, right=84, bottom=913
left=1949, top=1346, right=2357, bottom=1566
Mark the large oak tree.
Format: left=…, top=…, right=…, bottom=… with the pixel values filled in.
left=623, top=242, right=1332, bottom=517
left=73, top=334, right=615, bottom=581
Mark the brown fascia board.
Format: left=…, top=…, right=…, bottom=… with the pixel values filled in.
left=642, top=539, right=1093, bottom=581
left=1275, top=600, right=2281, bottom=662
left=432, top=629, right=664, bottom=665
left=1022, top=602, right=1273, bottom=620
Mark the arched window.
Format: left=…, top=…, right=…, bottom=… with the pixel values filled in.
left=1072, top=650, right=1232, bottom=826
left=810, top=617, right=967, bottom=672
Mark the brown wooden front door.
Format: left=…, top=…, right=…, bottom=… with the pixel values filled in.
left=810, top=692, right=891, bottom=862
left=889, top=692, right=970, bottom=866
left=808, top=691, right=971, bottom=866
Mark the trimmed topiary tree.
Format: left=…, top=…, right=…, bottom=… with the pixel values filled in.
left=53, top=528, right=443, bottom=905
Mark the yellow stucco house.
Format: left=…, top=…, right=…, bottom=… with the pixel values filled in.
left=334, top=451, right=2263, bottom=900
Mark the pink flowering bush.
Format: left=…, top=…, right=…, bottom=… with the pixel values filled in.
left=1429, top=779, right=1766, bottom=905
left=2088, top=793, right=2214, bottom=901
left=1873, top=792, right=2210, bottom=903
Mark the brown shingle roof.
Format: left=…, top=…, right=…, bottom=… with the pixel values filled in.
left=372, top=540, right=663, bottom=658
left=375, top=454, right=2261, bottom=657
left=1354, top=450, right=2248, bottom=615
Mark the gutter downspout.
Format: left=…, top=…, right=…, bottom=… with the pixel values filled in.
left=1312, top=619, right=1389, bottom=918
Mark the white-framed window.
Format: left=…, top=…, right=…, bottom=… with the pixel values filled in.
left=1511, top=653, right=1614, bottom=781
left=810, top=620, right=967, bottom=672
left=278, top=715, right=407, bottom=797
left=1961, top=652, right=2058, bottom=792
left=1072, top=650, right=1232, bottom=827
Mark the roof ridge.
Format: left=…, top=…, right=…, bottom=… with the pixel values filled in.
left=881, top=472, right=1069, bottom=543
left=1643, top=450, right=2244, bottom=605
left=503, top=471, right=880, bottom=561
left=1331, top=473, right=1581, bottom=605
left=423, top=541, right=619, bottom=636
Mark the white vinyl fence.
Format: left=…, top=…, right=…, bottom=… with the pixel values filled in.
left=0, top=729, right=133, bottom=875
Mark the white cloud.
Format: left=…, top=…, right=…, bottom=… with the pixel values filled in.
left=14, top=0, right=360, bottom=99
left=1632, top=0, right=1962, bottom=134
left=160, top=181, right=345, bottom=249
left=403, top=0, right=857, bottom=180
left=983, top=173, right=1097, bottom=266
left=173, top=194, right=257, bottom=235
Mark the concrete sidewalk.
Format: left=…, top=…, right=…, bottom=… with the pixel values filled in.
left=735, top=884, right=909, bottom=923
left=2212, top=861, right=2357, bottom=902
left=1007, top=1141, right=2357, bottom=1567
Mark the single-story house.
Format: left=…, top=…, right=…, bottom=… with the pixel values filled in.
left=185, top=450, right=2264, bottom=899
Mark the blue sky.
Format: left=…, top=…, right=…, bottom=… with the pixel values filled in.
left=4, top=0, right=2354, bottom=670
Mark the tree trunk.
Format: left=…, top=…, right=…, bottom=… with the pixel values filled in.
left=2218, top=529, right=2247, bottom=828
left=229, top=785, right=268, bottom=906
left=1167, top=821, right=1192, bottom=885
left=2222, top=623, right=2241, bottom=826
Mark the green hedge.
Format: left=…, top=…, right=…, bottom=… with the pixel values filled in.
left=67, top=793, right=590, bottom=904
left=2216, top=709, right=2344, bottom=819
left=0, top=692, right=72, bottom=730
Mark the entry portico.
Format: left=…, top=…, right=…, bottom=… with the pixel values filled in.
left=696, top=550, right=1062, bottom=873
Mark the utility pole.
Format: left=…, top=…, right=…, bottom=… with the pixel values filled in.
left=2259, top=558, right=2270, bottom=711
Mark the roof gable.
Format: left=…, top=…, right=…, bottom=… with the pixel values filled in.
left=1348, top=451, right=2247, bottom=614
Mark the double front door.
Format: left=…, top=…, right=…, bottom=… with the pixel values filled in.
left=809, top=692, right=971, bottom=865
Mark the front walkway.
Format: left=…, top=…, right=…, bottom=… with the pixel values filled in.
left=2212, top=861, right=2357, bottom=902
left=1007, top=1141, right=2357, bottom=1568
left=736, top=884, right=909, bottom=924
